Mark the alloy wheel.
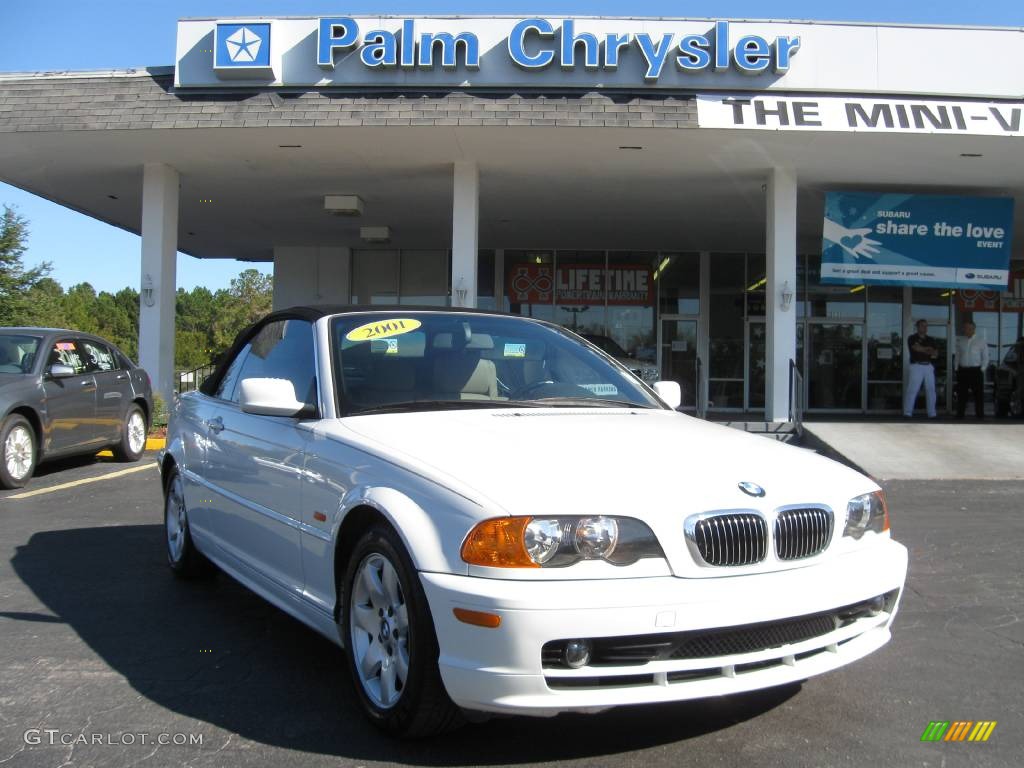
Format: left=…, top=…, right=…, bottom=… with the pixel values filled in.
left=165, top=474, right=187, bottom=562
left=128, top=411, right=146, bottom=454
left=4, top=425, right=33, bottom=481
left=349, top=553, right=410, bottom=709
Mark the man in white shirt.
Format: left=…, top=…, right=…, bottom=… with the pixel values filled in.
left=955, top=321, right=989, bottom=418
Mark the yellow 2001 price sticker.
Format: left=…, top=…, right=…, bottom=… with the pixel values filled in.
left=345, top=318, right=422, bottom=343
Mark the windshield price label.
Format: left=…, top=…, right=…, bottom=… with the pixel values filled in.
left=345, top=318, right=422, bottom=343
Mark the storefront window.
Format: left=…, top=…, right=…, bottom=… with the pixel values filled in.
left=708, top=253, right=745, bottom=409
left=554, top=251, right=606, bottom=335
left=399, top=250, right=449, bottom=306
left=606, top=252, right=656, bottom=364
left=477, top=250, right=496, bottom=311
left=352, top=250, right=399, bottom=304
left=805, top=255, right=866, bottom=319
left=866, top=286, right=903, bottom=410
left=506, top=250, right=555, bottom=323
left=656, top=252, right=699, bottom=316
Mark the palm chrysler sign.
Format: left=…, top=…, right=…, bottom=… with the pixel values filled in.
left=188, top=16, right=801, bottom=88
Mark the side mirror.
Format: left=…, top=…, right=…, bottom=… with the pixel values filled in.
left=48, top=364, right=76, bottom=379
left=653, top=380, right=682, bottom=410
left=238, top=378, right=316, bottom=418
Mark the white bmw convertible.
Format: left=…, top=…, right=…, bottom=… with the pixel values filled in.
left=161, top=307, right=908, bottom=738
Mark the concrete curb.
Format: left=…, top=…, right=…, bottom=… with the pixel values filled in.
left=96, top=437, right=166, bottom=458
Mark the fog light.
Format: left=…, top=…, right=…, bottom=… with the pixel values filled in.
left=564, top=639, right=592, bottom=668
left=867, top=596, right=885, bottom=617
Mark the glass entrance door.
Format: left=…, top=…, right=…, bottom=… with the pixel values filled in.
left=808, top=323, right=864, bottom=410
left=746, top=319, right=767, bottom=411
left=659, top=317, right=699, bottom=411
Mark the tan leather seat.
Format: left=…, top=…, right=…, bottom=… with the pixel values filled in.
left=431, top=332, right=501, bottom=400
left=434, top=354, right=499, bottom=400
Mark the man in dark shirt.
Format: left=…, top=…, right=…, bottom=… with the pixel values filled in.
left=903, top=319, right=939, bottom=417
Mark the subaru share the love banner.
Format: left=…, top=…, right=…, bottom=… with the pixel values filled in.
left=821, top=191, right=1014, bottom=289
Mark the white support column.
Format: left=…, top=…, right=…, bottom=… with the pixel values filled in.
left=765, top=168, right=798, bottom=423
left=138, top=163, right=179, bottom=404
left=451, top=161, right=479, bottom=307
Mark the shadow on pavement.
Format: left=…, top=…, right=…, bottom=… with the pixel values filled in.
left=10, top=524, right=799, bottom=763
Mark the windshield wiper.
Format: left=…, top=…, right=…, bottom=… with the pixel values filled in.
left=527, top=397, right=658, bottom=409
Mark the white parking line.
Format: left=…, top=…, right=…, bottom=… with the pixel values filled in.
left=5, top=463, right=157, bottom=500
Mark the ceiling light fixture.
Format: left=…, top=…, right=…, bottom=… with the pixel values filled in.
left=360, top=226, right=391, bottom=243
left=325, top=195, right=364, bottom=216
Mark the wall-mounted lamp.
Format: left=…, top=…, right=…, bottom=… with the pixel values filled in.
left=780, top=281, right=794, bottom=312
left=142, top=274, right=155, bottom=307
left=455, top=277, right=468, bottom=306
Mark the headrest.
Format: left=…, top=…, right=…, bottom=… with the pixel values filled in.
left=432, top=332, right=494, bottom=351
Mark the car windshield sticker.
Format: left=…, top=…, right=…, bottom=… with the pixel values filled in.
left=580, top=383, right=619, bottom=396
left=345, top=318, right=422, bottom=343
left=56, top=342, right=75, bottom=351
left=385, top=338, right=399, bottom=354
left=504, top=343, right=527, bottom=358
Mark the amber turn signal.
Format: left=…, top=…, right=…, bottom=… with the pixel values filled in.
left=453, top=608, right=502, bottom=628
left=460, top=517, right=538, bottom=568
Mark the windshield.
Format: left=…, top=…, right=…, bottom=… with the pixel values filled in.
left=331, top=313, right=663, bottom=415
left=0, top=334, right=41, bottom=374
left=582, top=334, right=629, bottom=358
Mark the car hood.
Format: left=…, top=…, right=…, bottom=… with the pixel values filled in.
left=319, top=408, right=874, bottom=518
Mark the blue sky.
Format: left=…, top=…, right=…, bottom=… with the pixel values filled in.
left=1, top=0, right=1021, bottom=293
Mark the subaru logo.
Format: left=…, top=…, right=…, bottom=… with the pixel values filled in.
left=964, top=273, right=976, bottom=279
left=738, top=481, right=766, bottom=498
left=215, top=23, right=272, bottom=69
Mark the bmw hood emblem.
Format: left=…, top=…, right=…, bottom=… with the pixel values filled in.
left=738, top=481, right=766, bottom=498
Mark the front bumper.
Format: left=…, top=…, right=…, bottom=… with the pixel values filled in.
left=420, top=539, right=908, bottom=716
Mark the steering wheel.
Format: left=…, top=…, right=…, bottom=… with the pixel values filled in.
left=508, top=380, right=557, bottom=400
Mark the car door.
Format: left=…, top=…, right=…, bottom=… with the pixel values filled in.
left=79, top=338, right=131, bottom=442
left=201, top=319, right=317, bottom=595
left=40, top=338, right=101, bottom=453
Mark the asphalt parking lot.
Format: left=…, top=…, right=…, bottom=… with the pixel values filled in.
left=0, top=455, right=1021, bottom=768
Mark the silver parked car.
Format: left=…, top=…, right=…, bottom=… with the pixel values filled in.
left=0, top=328, right=153, bottom=489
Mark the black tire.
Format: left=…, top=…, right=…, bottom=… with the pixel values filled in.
left=0, top=413, right=37, bottom=490
left=163, top=466, right=213, bottom=578
left=341, top=524, right=463, bottom=739
left=112, top=403, right=147, bottom=462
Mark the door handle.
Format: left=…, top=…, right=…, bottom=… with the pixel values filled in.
left=115, top=374, right=128, bottom=381
left=80, top=379, right=93, bottom=387
left=207, top=416, right=224, bottom=434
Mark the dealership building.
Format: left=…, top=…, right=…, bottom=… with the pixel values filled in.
left=0, top=15, right=1021, bottom=420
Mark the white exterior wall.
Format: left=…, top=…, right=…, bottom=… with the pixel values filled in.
left=272, top=246, right=351, bottom=310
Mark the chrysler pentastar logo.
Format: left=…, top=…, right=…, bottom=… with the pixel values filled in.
left=738, top=481, right=766, bottom=498
left=226, top=27, right=263, bottom=63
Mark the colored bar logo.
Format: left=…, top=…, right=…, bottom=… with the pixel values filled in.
left=921, top=721, right=997, bottom=742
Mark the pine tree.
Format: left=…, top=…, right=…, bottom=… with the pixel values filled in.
left=0, top=205, right=52, bottom=325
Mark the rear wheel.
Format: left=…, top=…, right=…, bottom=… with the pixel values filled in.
left=1, top=414, right=37, bottom=490
left=341, top=525, right=463, bottom=738
left=113, top=404, right=147, bottom=462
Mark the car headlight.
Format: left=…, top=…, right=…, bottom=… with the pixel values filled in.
left=844, top=491, right=890, bottom=539
left=461, top=516, right=663, bottom=568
